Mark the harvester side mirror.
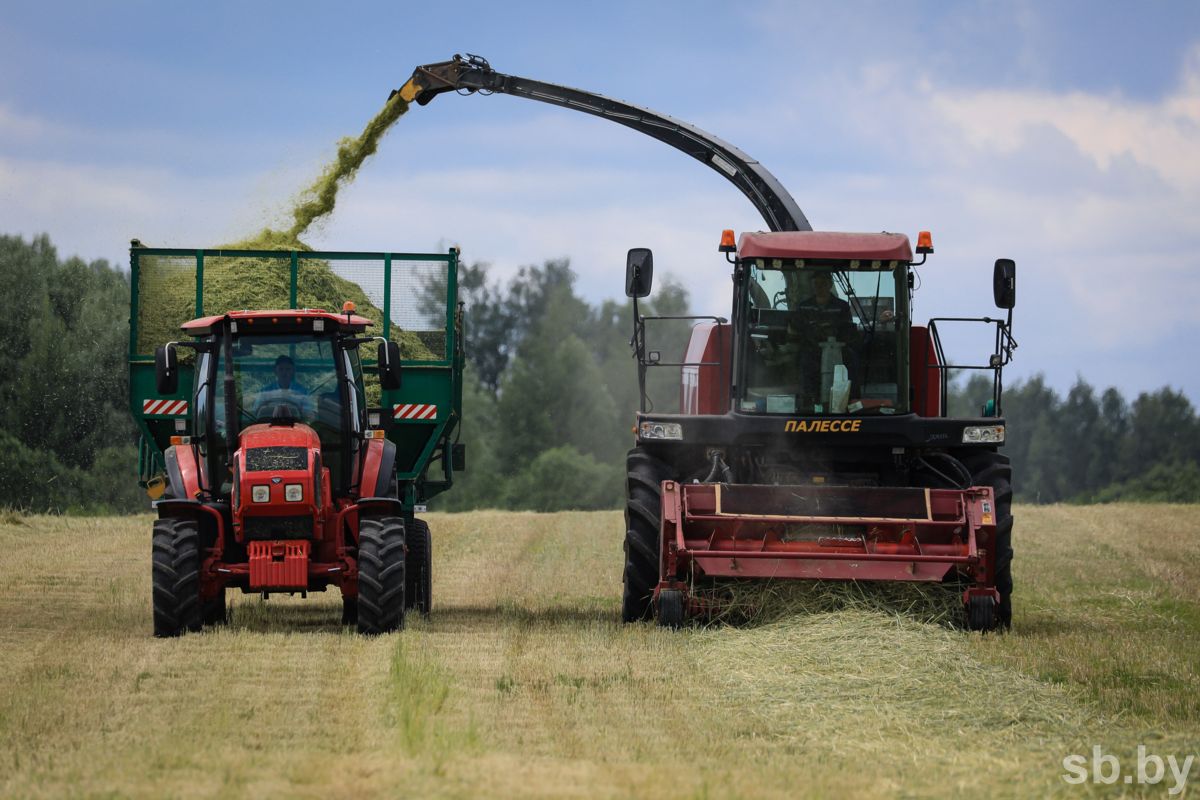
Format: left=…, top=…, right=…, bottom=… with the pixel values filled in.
left=378, top=341, right=403, bottom=391
left=993, top=259, right=1016, bottom=309
left=155, top=345, right=178, bottom=395
left=625, top=248, right=654, bottom=298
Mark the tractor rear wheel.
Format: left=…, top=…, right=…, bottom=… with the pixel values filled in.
left=405, top=518, right=432, bottom=615
left=152, top=517, right=202, bottom=637
left=960, top=449, right=1014, bottom=630
left=357, top=516, right=407, bottom=635
left=622, top=447, right=672, bottom=623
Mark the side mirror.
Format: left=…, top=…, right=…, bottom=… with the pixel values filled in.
left=625, top=248, right=654, bottom=299
left=993, top=258, right=1016, bottom=309
left=155, top=345, right=178, bottom=395
left=378, top=341, right=402, bottom=391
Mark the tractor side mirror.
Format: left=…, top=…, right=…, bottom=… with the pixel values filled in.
left=993, top=259, right=1016, bottom=309
left=155, top=345, right=178, bottom=395
left=625, top=248, right=654, bottom=298
left=378, top=341, right=402, bottom=391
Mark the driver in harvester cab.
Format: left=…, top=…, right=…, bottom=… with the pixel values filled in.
left=785, top=272, right=860, bottom=408
left=254, top=355, right=312, bottom=418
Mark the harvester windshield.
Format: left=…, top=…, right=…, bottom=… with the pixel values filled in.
left=742, top=261, right=907, bottom=415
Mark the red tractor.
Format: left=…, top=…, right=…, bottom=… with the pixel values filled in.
left=130, top=246, right=464, bottom=636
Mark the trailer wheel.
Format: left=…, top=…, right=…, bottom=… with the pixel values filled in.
left=202, top=588, right=228, bottom=626
left=622, top=448, right=672, bottom=623
left=657, top=589, right=686, bottom=629
left=960, top=449, right=1014, bottom=630
left=341, top=594, right=357, bottom=626
left=406, top=518, right=432, bottom=615
left=152, top=517, right=202, bottom=637
left=357, top=516, right=407, bottom=635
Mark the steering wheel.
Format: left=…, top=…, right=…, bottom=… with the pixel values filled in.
left=252, top=395, right=305, bottom=421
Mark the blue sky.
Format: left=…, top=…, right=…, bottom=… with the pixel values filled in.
left=3, top=1, right=1200, bottom=401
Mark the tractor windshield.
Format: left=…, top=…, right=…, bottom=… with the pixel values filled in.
left=740, top=260, right=907, bottom=415
left=198, top=332, right=364, bottom=492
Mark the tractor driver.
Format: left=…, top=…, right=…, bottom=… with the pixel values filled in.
left=253, top=355, right=312, bottom=419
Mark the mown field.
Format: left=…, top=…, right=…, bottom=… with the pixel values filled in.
left=1, top=505, right=1198, bottom=798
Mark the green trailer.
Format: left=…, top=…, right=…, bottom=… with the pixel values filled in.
left=128, top=242, right=464, bottom=635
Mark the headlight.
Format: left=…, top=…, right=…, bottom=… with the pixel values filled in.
left=639, top=421, right=683, bottom=440
left=284, top=484, right=304, bottom=502
left=251, top=485, right=270, bottom=503
left=962, top=425, right=1005, bottom=444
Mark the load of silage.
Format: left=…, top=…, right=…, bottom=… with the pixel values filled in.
left=700, top=579, right=965, bottom=628
left=137, top=92, right=436, bottom=362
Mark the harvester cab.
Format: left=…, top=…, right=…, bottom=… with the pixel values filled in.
left=129, top=245, right=465, bottom=636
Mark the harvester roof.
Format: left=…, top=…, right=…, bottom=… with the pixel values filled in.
left=180, top=308, right=374, bottom=336
left=738, top=231, right=913, bottom=262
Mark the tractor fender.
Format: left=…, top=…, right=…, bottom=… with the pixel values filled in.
left=164, top=444, right=204, bottom=500
left=359, top=438, right=398, bottom=499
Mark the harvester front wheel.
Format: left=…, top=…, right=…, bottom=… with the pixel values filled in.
left=657, top=589, right=686, bottom=629
left=622, top=448, right=672, bottom=623
left=152, top=517, right=202, bottom=637
left=357, top=516, right=407, bottom=635
left=405, top=518, right=432, bottom=615
left=966, top=595, right=996, bottom=632
left=961, top=449, right=1014, bottom=630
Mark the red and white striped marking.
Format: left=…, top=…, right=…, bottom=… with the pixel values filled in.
left=143, top=399, right=189, bottom=416
left=393, top=403, right=437, bottom=420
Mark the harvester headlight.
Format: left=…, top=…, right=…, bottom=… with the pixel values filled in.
left=284, top=484, right=304, bottom=502
left=962, top=425, right=1005, bottom=444
left=639, top=421, right=683, bottom=440
left=251, top=485, right=270, bottom=503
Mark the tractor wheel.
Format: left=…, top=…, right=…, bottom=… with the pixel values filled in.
left=966, top=594, right=996, bottom=632
left=152, top=517, right=202, bottom=637
left=960, top=449, right=1014, bottom=630
left=356, top=516, right=407, bottom=635
left=657, top=589, right=686, bottom=629
left=405, top=518, right=432, bottom=615
left=622, top=448, right=672, bottom=623
left=202, top=588, right=228, bottom=626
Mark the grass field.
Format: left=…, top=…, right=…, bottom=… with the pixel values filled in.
left=1, top=505, right=1198, bottom=798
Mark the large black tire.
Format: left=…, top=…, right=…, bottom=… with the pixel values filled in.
left=405, top=518, right=432, bottom=615
left=152, top=517, right=202, bottom=637
left=356, top=516, right=407, bottom=635
left=622, top=448, right=672, bottom=623
left=960, top=449, right=1014, bottom=630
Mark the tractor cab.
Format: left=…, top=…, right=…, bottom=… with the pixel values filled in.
left=156, top=308, right=401, bottom=504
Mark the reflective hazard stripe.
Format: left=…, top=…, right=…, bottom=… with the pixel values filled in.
left=392, top=403, right=437, bottom=420
left=143, top=399, right=189, bottom=416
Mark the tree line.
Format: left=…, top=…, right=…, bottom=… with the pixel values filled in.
left=0, top=231, right=1196, bottom=512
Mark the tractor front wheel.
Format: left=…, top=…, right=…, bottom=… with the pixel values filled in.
left=406, top=518, right=432, bottom=615
left=622, top=448, right=673, bottom=623
left=356, top=516, right=407, bottom=635
left=152, top=517, right=202, bottom=637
